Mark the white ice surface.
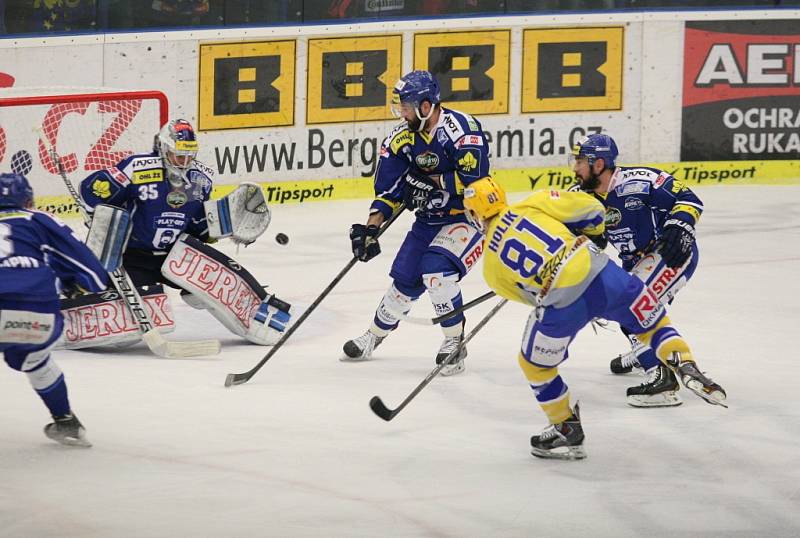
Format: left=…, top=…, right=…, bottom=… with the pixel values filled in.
left=1, top=186, right=799, bottom=538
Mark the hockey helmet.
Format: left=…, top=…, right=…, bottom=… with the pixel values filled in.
left=0, top=172, right=34, bottom=209
left=391, top=70, right=441, bottom=129
left=570, top=133, right=619, bottom=169
left=463, top=177, right=508, bottom=234
left=157, top=119, right=199, bottom=179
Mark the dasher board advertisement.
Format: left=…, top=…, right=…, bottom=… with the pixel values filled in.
left=682, top=20, right=800, bottom=161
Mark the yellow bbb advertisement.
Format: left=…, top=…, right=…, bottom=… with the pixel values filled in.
left=198, top=40, right=296, bottom=131
left=307, top=35, right=402, bottom=124
left=522, top=27, right=624, bottom=114
left=414, top=30, right=510, bottom=116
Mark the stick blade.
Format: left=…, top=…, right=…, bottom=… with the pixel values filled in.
left=142, top=330, right=221, bottom=358
left=369, top=396, right=396, bottom=421
left=225, top=372, right=250, bottom=387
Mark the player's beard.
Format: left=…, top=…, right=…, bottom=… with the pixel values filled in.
left=578, top=172, right=601, bottom=192
left=405, top=115, right=423, bottom=132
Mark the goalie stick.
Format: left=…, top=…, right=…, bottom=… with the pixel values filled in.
left=46, top=141, right=221, bottom=359
left=224, top=205, right=406, bottom=387
left=370, top=297, right=508, bottom=421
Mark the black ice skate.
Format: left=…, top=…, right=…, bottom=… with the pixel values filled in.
left=435, top=333, right=467, bottom=376
left=530, top=403, right=586, bottom=460
left=610, top=346, right=646, bottom=374
left=668, top=353, right=727, bottom=408
left=44, top=414, right=92, bottom=448
left=626, top=364, right=682, bottom=407
left=341, top=330, right=384, bottom=361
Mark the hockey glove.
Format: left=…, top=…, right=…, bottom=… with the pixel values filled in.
left=350, top=223, right=381, bottom=262
left=402, top=170, right=440, bottom=211
left=586, top=233, right=608, bottom=250
left=658, top=219, right=695, bottom=268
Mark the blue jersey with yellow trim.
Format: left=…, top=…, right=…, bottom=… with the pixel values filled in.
left=598, top=166, right=703, bottom=270
left=483, top=190, right=608, bottom=308
left=0, top=209, right=108, bottom=301
left=370, top=107, right=491, bottom=225
left=79, top=151, right=213, bottom=252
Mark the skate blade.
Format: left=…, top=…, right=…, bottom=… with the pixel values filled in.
left=684, top=380, right=728, bottom=408
left=626, top=392, right=683, bottom=408
left=339, top=354, right=371, bottom=363
left=440, top=361, right=465, bottom=376
left=47, top=433, right=92, bottom=448
left=530, top=445, right=587, bottom=461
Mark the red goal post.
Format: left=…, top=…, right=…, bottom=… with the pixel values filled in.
left=0, top=89, right=168, bottom=216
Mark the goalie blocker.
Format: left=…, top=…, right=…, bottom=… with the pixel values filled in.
left=162, top=234, right=291, bottom=345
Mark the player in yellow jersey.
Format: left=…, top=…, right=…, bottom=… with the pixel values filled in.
left=463, top=177, right=726, bottom=460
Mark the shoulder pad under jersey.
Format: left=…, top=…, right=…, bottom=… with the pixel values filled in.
left=121, top=152, right=165, bottom=185
left=436, top=108, right=481, bottom=145
left=384, top=121, right=414, bottom=155
left=613, top=166, right=667, bottom=196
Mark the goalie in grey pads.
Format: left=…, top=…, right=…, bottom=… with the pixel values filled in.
left=78, top=119, right=291, bottom=346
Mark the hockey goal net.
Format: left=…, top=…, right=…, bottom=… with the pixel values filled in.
left=0, top=89, right=168, bottom=215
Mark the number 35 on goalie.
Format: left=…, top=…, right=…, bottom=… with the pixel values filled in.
left=205, top=182, right=271, bottom=245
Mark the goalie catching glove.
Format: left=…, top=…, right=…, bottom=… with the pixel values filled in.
left=658, top=219, right=695, bottom=268
left=205, top=182, right=271, bottom=245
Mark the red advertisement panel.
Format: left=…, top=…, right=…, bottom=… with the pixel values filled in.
left=682, top=20, right=800, bottom=161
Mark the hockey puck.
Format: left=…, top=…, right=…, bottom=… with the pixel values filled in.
left=275, top=233, right=289, bottom=245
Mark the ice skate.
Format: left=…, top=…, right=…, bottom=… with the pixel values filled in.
left=626, top=364, right=682, bottom=407
left=436, top=334, right=467, bottom=376
left=44, top=414, right=92, bottom=448
left=669, top=353, right=727, bottom=407
left=610, top=348, right=642, bottom=374
left=341, top=330, right=384, bottom=361
left=530, top=403, right=586, bottom=460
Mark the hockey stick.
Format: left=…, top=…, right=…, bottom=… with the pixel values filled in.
left=46, top=143, right=221, bottom=358
left=369, top=297, right=508, bottom=421
left=391, top=290, right=496, bottom=326
left=225, top=205, right=406, bottom=387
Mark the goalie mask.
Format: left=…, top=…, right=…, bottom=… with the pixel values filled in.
left=157, top=119, right=199, bottom=186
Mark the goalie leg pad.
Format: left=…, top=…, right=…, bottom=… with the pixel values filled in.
left=162, top=234, right=291, bottom=345
left=85, top=204, right=131, bottom=272
left=58, top=286, right=175, bottom=350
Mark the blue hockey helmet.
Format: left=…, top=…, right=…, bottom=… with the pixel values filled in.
left=0, top=172, right=34, bottom=209
left=572, top=133, right=619, bottom=169
left=392, top=70, right=440, bottom=112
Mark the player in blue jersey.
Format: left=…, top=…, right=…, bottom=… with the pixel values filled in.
left=79, top=119, right=291, bottom=346
left=342, top=70, right=489, bottom=375
left=571, top=134, right=705, bottom=407
left=0, top=173, right=109, bottom=447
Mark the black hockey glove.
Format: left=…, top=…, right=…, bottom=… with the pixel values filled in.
left=658, top=219, right=695, bottom=268
left=586, top=233, right=608, bottom=250
left=350, top=223, right=381, bottom=262
left=403, top=170, right=440, bottom=211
